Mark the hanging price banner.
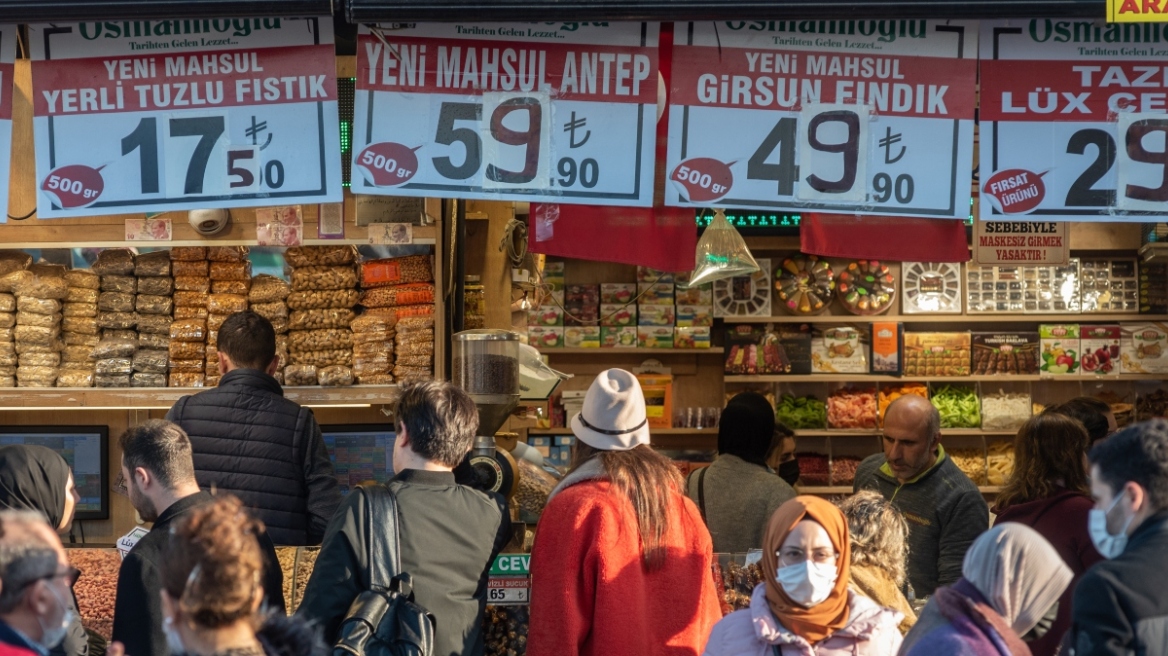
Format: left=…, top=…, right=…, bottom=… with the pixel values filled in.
left=980, top=19, right=1168, bottom=222
left=666, top=20, right=977, bottom=218
left=29, top=18, right=343, bottom=219
left=352, top=22, right=659, bottom=206
left=0, top=25, right=14, bottom=223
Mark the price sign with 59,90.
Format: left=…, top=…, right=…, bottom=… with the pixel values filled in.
left=352, top=22, right=659, bottom=206
left=980, top=19, right=1168, bottom=221
left=666, top=20, right=977, bottom=218
left=29, top=18, right=342, bottom=219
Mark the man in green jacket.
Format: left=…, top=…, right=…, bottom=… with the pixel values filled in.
left=853, top=394, right=988, bottom=599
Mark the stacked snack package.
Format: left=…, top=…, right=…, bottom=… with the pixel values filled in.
left=59, top=269, right=101, bottom=387
left=92, top=336, right=137, bottom=388
left=93, top=249, right=138, bottom=387
left=360, top=255, right=434, bottom=382
left=285, top=247, right=359, bottom=386
left=14, top=265, right=67, bottom=388
left=350, top=314, right=395, bottom=385
left=206, top=247, right=251, bottom=388
left=0, top=253, right=31, bottom=388
left=170, top=248, right=210, bottom=388
left=133, top=251, right=173, bottom=387
left=249, top=274, right=292, bottom=384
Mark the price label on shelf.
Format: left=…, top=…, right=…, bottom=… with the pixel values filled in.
left=352, top=22, right=659, bottom=206
left=487, top=554, right=530, bottom=606
left=666, top=20, right=977, bottom=218
left=980, top=19, right=1168, bottom=222
left=0, top=25, right=14, bottom=223
left=29, top=18, right=343, bottom=219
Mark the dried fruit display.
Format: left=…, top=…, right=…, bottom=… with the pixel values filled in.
left=68, top=548, right=121, bottom=640
left=482, top=605, right=529, bottom=656
left=827, top=387, right=877, bottom=429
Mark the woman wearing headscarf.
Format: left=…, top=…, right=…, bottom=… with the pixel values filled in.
left=703, top=496, right=904, bottom=656
left=899, top=523, right=1073, bottom=656
left=0, top=445, right=89, bottom=656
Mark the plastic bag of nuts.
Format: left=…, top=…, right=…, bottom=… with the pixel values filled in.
left=15, top=325, right=60, bottom=345
left=174, top=306, right=209, bottom=320
left=290, top=266, right=358, bottom=292
left=207, top=314, right=230, bottom=331
left=290, top=349, right=352, bottom=367
left=0, top=252, right=31, bottom=277
left=288, top=329, right=353, bottom=352
left=131, top=373, right=167, bottom=387
left=63, top=303, right=98, bottom=318
left=94, top=358, right=133, bottom=375
left=100, top=275, right=136, bottom=294
left=93, top=338, right=138, bottom=360
left=352, top=329, right=393, bottom=345
left=94, top=374, right=130, bottom=388
left=139, top=333, right=169, bottom=350
left=17, top=297, right=61, bottom=315
left=209, top=261, right=251, bottom=281
left=64, top=270, right=99, bottom=290
left=66, top=288, right=99, bottom=305
left=249, top=275, right=291, bottom=303
left=0, top=314, right=14, bottom=330
left=169, top=373, right=205, bottom=387
left=17, top=340, right=62, bottom=355
left=92, top=249, right=135, bottom=276
left=168, top=359, right=204, bottom=374
left=351, top=314, right=396, bottom=333
left=359, top=283, right=435, bottom=308
left=174, top=291, right=210, bottom=308
left=136, top=277, right=174, bottom=296
left=136, top=314, right=172, bottom=335
left=0, top=294, right=14, bottom=313
left=357, top=374, right=395, bottom=385
left=212, top=279, right=250, bottom=295
left=170, top=320, right=207, bottom=342
left=134, top=251, right=171, bottom=277
left=133, top=350, right=169, bottom=374
left=318, top=365, right=354, bottom=387
left=207, top=294, right=248, bottom=315
left=352, top=362, right=391, bottom=378
left=16, top=312, right=61, bottom=329
left=207, top=246, right=249, bottom=262
left=136, top=295, right=173, bottom=315
left=98, top=292, right=135, bottom=313
left=288, top=309, right=355, bottom=331
left=284, top=364, right=318, bottom=386
left=62, top=317, right=99, bottom=335
left=62, top=345, right=94, bottom=363
left=251, top=302, right=289, bottom=322
left=20, top=352, right=61, bottom=368
left=56, top=370, right=94, bottom=388
left=360, top=256, right=433, bottom=288
left=170, top=247, right=207, bottom=261
left=173, top=261, right=210, bottom=278
left=285, top=246, right=359, bottom=268
left=64, top=333, right=99, bottom=347
left=287, top=289, right=359, bottom=311
left=96, top=312, right=138, bottom=330
left=169, top=341, right=206, bottom=360
left=102, top=329, right=137, bottom=343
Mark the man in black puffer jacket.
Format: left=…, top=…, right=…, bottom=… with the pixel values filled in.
left=166, top=311, right=341, bottom=546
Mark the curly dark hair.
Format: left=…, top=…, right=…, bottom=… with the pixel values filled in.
left=995, top=413, right=1090, bottom=511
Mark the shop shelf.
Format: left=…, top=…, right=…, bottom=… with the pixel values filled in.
left=726, top=374, right=1167, bottom=383
left=527, top=427, right=718, bottom=436
left=724, top=313, right=1164, bottom=324
left=0, top=385, right=400, bottom=410
left=543, top=348, right=724, bottom=355
left=793, top=429, right=1020, bottom=437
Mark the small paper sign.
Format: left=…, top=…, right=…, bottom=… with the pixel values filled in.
left=368, top=222, right=413, bottom=245
left=257, top=206, right=304, bottom=247
left=318, top=202, right=345, bottom=239
left=117, top=526, right=150, bottom=560
left=125, top=217, right=172, bottom=241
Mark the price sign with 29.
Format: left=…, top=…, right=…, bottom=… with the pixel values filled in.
left=30, top=19, right=342, bottom=219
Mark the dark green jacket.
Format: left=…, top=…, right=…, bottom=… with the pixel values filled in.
left=296, top=471, right=510, bottom=656
left=853, top=449, right=988, bottom=598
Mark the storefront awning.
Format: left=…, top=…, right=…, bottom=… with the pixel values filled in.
left=0, top=0, right=333, bottom=22
left=347, top=0, right=1102, bottom=22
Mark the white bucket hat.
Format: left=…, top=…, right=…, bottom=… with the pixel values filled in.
left=571, top=369, right=652, bottom=451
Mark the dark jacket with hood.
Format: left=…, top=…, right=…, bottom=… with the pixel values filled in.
left=1066, top=512, right=1168, bottom=656
left=994, top=489, right=1102, bottom=656
left=166, top=368, right=342, bottom=546
left=111, top=491, right=286, bottom=656
left=256, top=612, right=328, bottom=656
left=0, top=445, right=90, bottom=656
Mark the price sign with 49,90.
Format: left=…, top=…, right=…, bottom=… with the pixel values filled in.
left=666, top=20, right=977, bottom=218
left=29, top=18, right=342, bottom=219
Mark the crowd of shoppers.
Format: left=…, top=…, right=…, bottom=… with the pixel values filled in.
left=6, top=342, right=1168, bottom=656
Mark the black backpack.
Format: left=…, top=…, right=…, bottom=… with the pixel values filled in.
left=332, top=485, right=436, bottom=656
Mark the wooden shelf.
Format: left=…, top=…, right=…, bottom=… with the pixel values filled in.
left=802, top=485, right=1003, bottom=495
left=528, top=427, right=718, bottom=436
left=543, top=348, right=724, bottom=355
left=0, top=385, right=398, bottom=410
left=794, top=429, right=1019, bottom=437
left=724, top=313, right=1160, bottom=324
left=726, top=374, right=1167, bottom=383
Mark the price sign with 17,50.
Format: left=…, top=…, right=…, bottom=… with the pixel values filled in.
left=352, top=23, right=659, bottom=206
left=979, top=19, right=1168, bottom=221
left=666, top=20, right=977, bottom=218
left=29, top=18, right=342, bottom=219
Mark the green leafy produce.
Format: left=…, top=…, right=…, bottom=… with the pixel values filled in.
left=931, top=385, right=981, bottom=428
left=775, top=394, right=827, bottom=429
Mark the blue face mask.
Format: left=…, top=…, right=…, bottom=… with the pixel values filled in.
left=1088, top=492, right=1134, bottom=559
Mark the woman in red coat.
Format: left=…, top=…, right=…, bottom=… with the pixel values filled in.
left=527, top=369, right=723, bottom=656
left=993, top=412, right=1103, bottom=656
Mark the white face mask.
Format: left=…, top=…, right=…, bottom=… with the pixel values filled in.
left=163, top=616, right=186, bottom=656
left=37, top=582, right=73, bottom=650
left=1089, top=492, right=1134, bottom=560
left=776, top=560, right=838, bottom=608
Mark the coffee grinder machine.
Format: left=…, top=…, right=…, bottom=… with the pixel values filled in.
left=452, top=329, right=521, bottom=497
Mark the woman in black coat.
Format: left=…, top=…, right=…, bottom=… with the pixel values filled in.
left=0, top=445, right=96, bottom=656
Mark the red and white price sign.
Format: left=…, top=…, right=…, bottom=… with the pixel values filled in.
left=352, top=22, right=659, bottom=206
left=666, top=20, right=977, bottom=218
left=980, top=19, right=1168, bottom=221
left=29, top=18, right=343, bottom=219
left=0, top=25, right=14, bottom=223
